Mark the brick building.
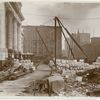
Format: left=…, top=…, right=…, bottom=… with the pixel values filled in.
left=23, top=26, right=62, bottom=58
left=65, top=30, right=90, bottom=59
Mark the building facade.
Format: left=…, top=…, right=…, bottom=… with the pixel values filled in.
left=90, top=37, right=100, bottom=61
left=65, top=30, right=90, bottom=59
left=64, top=38, right=72, bottom=59
left=0, top=2, right=24, bottom=63
left=78, top=37, right=100, bottom=63
left=65, top=36, right=100, bottom=63
left=70, top=31, right=90, bottom=47
left=23, top=26, right=62, bottom=58
left=78, top=33, right=90, bottom=46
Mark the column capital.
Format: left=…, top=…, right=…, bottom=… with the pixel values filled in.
left=5, top=2, right=22, bottom=24
left=13, top=17, right=17, bottom=22
left=6, top=8, right=13, bottom=16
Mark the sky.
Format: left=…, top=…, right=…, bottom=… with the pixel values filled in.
left=21, top=2, right=100, bottom=49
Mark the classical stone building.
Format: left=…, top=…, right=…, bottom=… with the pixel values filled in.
left=23, top=26, right=62, bottom=58
left=0, top=2, right=24, bottom=63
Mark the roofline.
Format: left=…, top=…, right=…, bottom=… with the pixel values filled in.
left=22, top=25, right=61, bottom=28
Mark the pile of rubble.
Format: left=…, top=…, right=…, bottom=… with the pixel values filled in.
left=0, top=59, right=35, bottom=82
left=55, top=62, right=100, bottom=97
left=63, top=80, right=100, bottom=96
left=49, top=59, right=90, bottom=71
left=76, top=67, right=100, bottom=83
left=22, top=72, right=65, bottom=96
left=75, top=66, right=100, bottom=96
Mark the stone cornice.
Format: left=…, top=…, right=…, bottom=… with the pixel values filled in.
left=5, top=2, right=24, bottom=22
left=5, top=2, right=24, bottom=24
left=10, top=2, right=24, bottom=21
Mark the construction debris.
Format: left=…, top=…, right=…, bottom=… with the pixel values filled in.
left=0, top=56, right=100, bottom=96
left=86, top=89, right=100, bottom=96
left=46, top=74, right=64, bottom=95
left=0, top=59, right=36, bottom=82
left=76, top=67, right=100, bottom=83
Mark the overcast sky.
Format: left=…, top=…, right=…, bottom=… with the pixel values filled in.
left=22, top=2, right=100, bottom=36
left=21, top=2, right=100, bottom=49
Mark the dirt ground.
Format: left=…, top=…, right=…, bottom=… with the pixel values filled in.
left=0, top=70, right=50, bottom=96
left=0, top=66, right=99, bottom=96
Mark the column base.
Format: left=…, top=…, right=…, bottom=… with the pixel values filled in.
left=0, top=48, right=8, bottom=61
left=0, top=48, right=8, bottom=67
left=14, top=50, right=21, bottom=59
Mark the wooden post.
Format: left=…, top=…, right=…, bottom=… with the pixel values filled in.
left=54, top=17, right=57, bottom=69
left=33, top=81, right=36, bottom=96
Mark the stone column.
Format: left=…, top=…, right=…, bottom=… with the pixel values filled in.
left=17, top=23, right=21, bottom=52
left=0, top=3, right=8, bottom=60
left=7, top=11, right=13, bottom=50
left=13, top=18, right=18, bottom=51
left=0, top=3, right=6, bottom=49
left=21, top=33, right=24, bottom=53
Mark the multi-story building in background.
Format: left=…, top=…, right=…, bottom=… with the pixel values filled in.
left=23, top=25, right=62, bottom=58
left=70, top=30, right=90, bottom=47
left=65, top=30, right=90, bottom=59
left=64, top=37, right=72, bottom=59
left=0, top=2, right=24, bottom=65
left=65, top=30, right=100, bottom=63
left=90, top=37, right=100, bottom=61
left=78, top=33, right=90, bottom=46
